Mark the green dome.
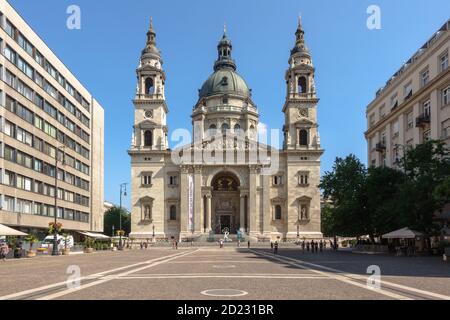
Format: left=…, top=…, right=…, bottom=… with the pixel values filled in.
left=199, top=69, right=250, bottom=99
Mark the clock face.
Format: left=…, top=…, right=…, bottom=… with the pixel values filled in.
left=298, top=108, right=309, bottom=118
left=144, top=110, right=153, bottom=119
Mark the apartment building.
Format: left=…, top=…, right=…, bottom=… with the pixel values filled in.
left=365, top=19, right=450, bottom=168
left=0, top=1, right=104, bottom=236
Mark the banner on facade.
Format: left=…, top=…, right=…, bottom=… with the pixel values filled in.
left=187, top=173, right=194, bottom=232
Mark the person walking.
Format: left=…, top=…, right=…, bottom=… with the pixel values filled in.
left=175, top=241, right=178, bottom=250
left=219, top=239, right=224, bottom=249
left=273, top=241, right=278, bottom=255
left=270, top=242, right=274, bottom=250
left=319, top=240, right=324, bottom=253
left=306, top=241, right=310, bottom=252
left=315, top=241, right=319, bottom=253
left=301, top=241, right=305, bottom=253
left=247, top=240, right=251, bottom=249
left=1, top=242, right=9, bottom=262
left=311, top=240, right=315, bottom=253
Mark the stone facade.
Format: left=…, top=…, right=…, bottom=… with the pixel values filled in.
left=129, top=18, right=324, bottom=242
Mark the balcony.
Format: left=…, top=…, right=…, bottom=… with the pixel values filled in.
left=415, top=113, right=430, bottom=127
left=375, top=142, right=386, bottom=152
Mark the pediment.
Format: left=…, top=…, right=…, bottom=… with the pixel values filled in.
left=139, top=196, right=154, bottom=203
left=138, top=119, right=159, bottom=129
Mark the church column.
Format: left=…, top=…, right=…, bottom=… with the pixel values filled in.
left=194, top=166, right=203, bottom=234
left=262, top=174, right=271, bottom=235
left=248, top=165, right=258, bottom=237
left=179, top=166, right=190, bottom=239
left=206, top=194, right=212, bottom=232
left=240, top=193, right=246, bottom=233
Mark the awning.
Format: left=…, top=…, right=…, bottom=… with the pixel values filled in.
left=0, top=224, right=28, bottom=236
left=382, top=227, right=423, bottom=239
left=78, top=231, right=110, bottom=239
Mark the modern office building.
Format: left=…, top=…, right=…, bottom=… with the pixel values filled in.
left=365, top=19, right=450, bottom=168
left=0, top=1, right=104, bottom=236
left=129, top=18, right=324, bottom=242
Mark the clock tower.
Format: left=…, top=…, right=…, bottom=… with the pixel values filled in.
left=283, top=16, right=320, bottom=151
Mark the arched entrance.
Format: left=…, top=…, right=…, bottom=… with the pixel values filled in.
left=211, top=172, right=240, bottom=234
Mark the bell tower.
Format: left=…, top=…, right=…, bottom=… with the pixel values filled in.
left=282, top=16, right=320, bottom=151
left=132, top=18, right=169, bottom=150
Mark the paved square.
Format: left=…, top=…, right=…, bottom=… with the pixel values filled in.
left=0, top=247, right=449, bottom=300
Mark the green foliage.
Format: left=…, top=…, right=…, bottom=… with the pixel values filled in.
left=320, top=141, right=450, bottom=239
left=24, top=234, right=39, bottom=250
left=84, top=237, right=96, bottom=249
left=103, top=206, right=131, bottom=236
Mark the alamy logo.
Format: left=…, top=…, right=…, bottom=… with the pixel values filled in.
left=366, top=5, right=382, bottom=30
left=367, top=265, right=381, bottom=290
left=66, top=265, right=81, bottom=289
left=66, top=5, right=81, bottom=30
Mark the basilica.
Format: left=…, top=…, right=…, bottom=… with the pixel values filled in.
left=128, top=18, right=324, bottom=242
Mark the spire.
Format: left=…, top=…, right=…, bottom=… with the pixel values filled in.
left=214, top=25, right=236, bottom=71
left=142, top=16, right=160, bottom=56
left=291, top=15, right=310, bottom=56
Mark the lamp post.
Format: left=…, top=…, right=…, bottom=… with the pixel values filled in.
left=52, top=146, right=65, bottom=256
left=119, top=183, right=127, bottom=250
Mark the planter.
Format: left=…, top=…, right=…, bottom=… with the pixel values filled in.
left=26, top=250, right=36, bottom=258
left=83, top=248, right=94, bottom=254
left=62, top=249, right=71, bottom=255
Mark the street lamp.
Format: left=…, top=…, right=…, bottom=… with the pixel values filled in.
left=119, top=183, right=127, bottom=250
left=52, top=146, right=65, bottom=256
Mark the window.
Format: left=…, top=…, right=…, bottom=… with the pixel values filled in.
left=17, top=56, right=33, bottom=79
left=234, top=124, right=241, bottom=134
left=390, top=94, right=398, bottom=109
left=3, top=196, right=15, bottom=212
left=16, top=103, right=33, bottom=123
left=44, top=102, right=57, bottom=118
left=421, top=68, right=430, bottom=87
left=209, top=124, right=217, bottom=136
left=34, top=115, right=43, bottom=130
left=16, top=127, right=32, bottom=146
left=221, top=123, right=229, bottom=134
left=33, top=159, right=42, bottom=172
left=18, top=33, right=33, bottom=56
left=144, top=130, right=153, bottom=147
left=274, top=205, right=282, bottom=220
left=4, top=145, right=15, bottom=162
left=44, top=122, right=57, bottom=138
left=299, top=129, right=308, bottom=146
left=406, top=111, right=414, bottom=129
left=17, top=80, right=33, bottom=100
left=392, top=120, right=399, bottom=137
left=4, top=19, right=15, bottom=38
left=442, top=119, right=450, bottom=139
left=3, top=45, right=16, bottom=63
left=4, top=170, right=15, bottom=186
left=422, top=100, right=431, bottom=116
left=403, top=82, right=412, bottom=100
left=369, top=114, right=375, bottom=127
left=145, top=77, right=154, bottom=95
left=298, top=172, right=309, bottom=186
left=442, top=86, right=450, bottom=107
left=44, top=81, right=57, bottom=99
left=440, top=52, right=449, bottom=72
left=169, top=175, right=178, bottom=186
left=4, top=120, right=14, bottom=136
left=273, top=176, right=283, bottom=186
left=297, top=76, right=307, bottom=93
left=379, top=105, right=386, bottom=118
left=169, top=205, right=177, bottom=221
left=142, top=173, right=152, bottom=186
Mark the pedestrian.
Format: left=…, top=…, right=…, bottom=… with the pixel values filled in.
left=306, top=241, right=310, bottom=252
left=144, top=242, right=148, bottom=250
left=311, top=240, right=315, bottom=253
left=0, top=242, right=9, bottom=262
left=319, top=240, right=323, bottom=253
left=270, top=242, right=274, bottom=250
left=274, top=241, right=278, bottom=255
left=315, top=241, right=319, bottom=253
left=248, top=240, right=251, bottom=249
left=175, top=241, right=178, bottom=250
left=301, top=241, right=305, bottom=252
left=219, top=239, right=223, bottom=249
left=237, top=240, right=241, bottom=247
left=140, top=242, right=144, bottom=250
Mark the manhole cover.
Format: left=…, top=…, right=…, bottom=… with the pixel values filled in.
left=201, top=289, right=248, bottom=297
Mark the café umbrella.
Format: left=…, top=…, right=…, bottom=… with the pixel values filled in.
left=0, top=224, right=28, bottom=236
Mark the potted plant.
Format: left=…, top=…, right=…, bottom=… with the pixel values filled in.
left=83, top=237, right=95, bottom=253
left=111, top=238, right=118, bottom=251
left=61, top=233, right=71, bottom=255
left=24, top=234, right=39, bottom=258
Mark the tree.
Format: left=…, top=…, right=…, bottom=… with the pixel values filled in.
left=398, top=140, right=450, bottom=234
left=103, top=206, right=131, bottom=236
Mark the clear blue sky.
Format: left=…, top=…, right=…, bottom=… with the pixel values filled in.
left=8, top=0, right=450, bottom=209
